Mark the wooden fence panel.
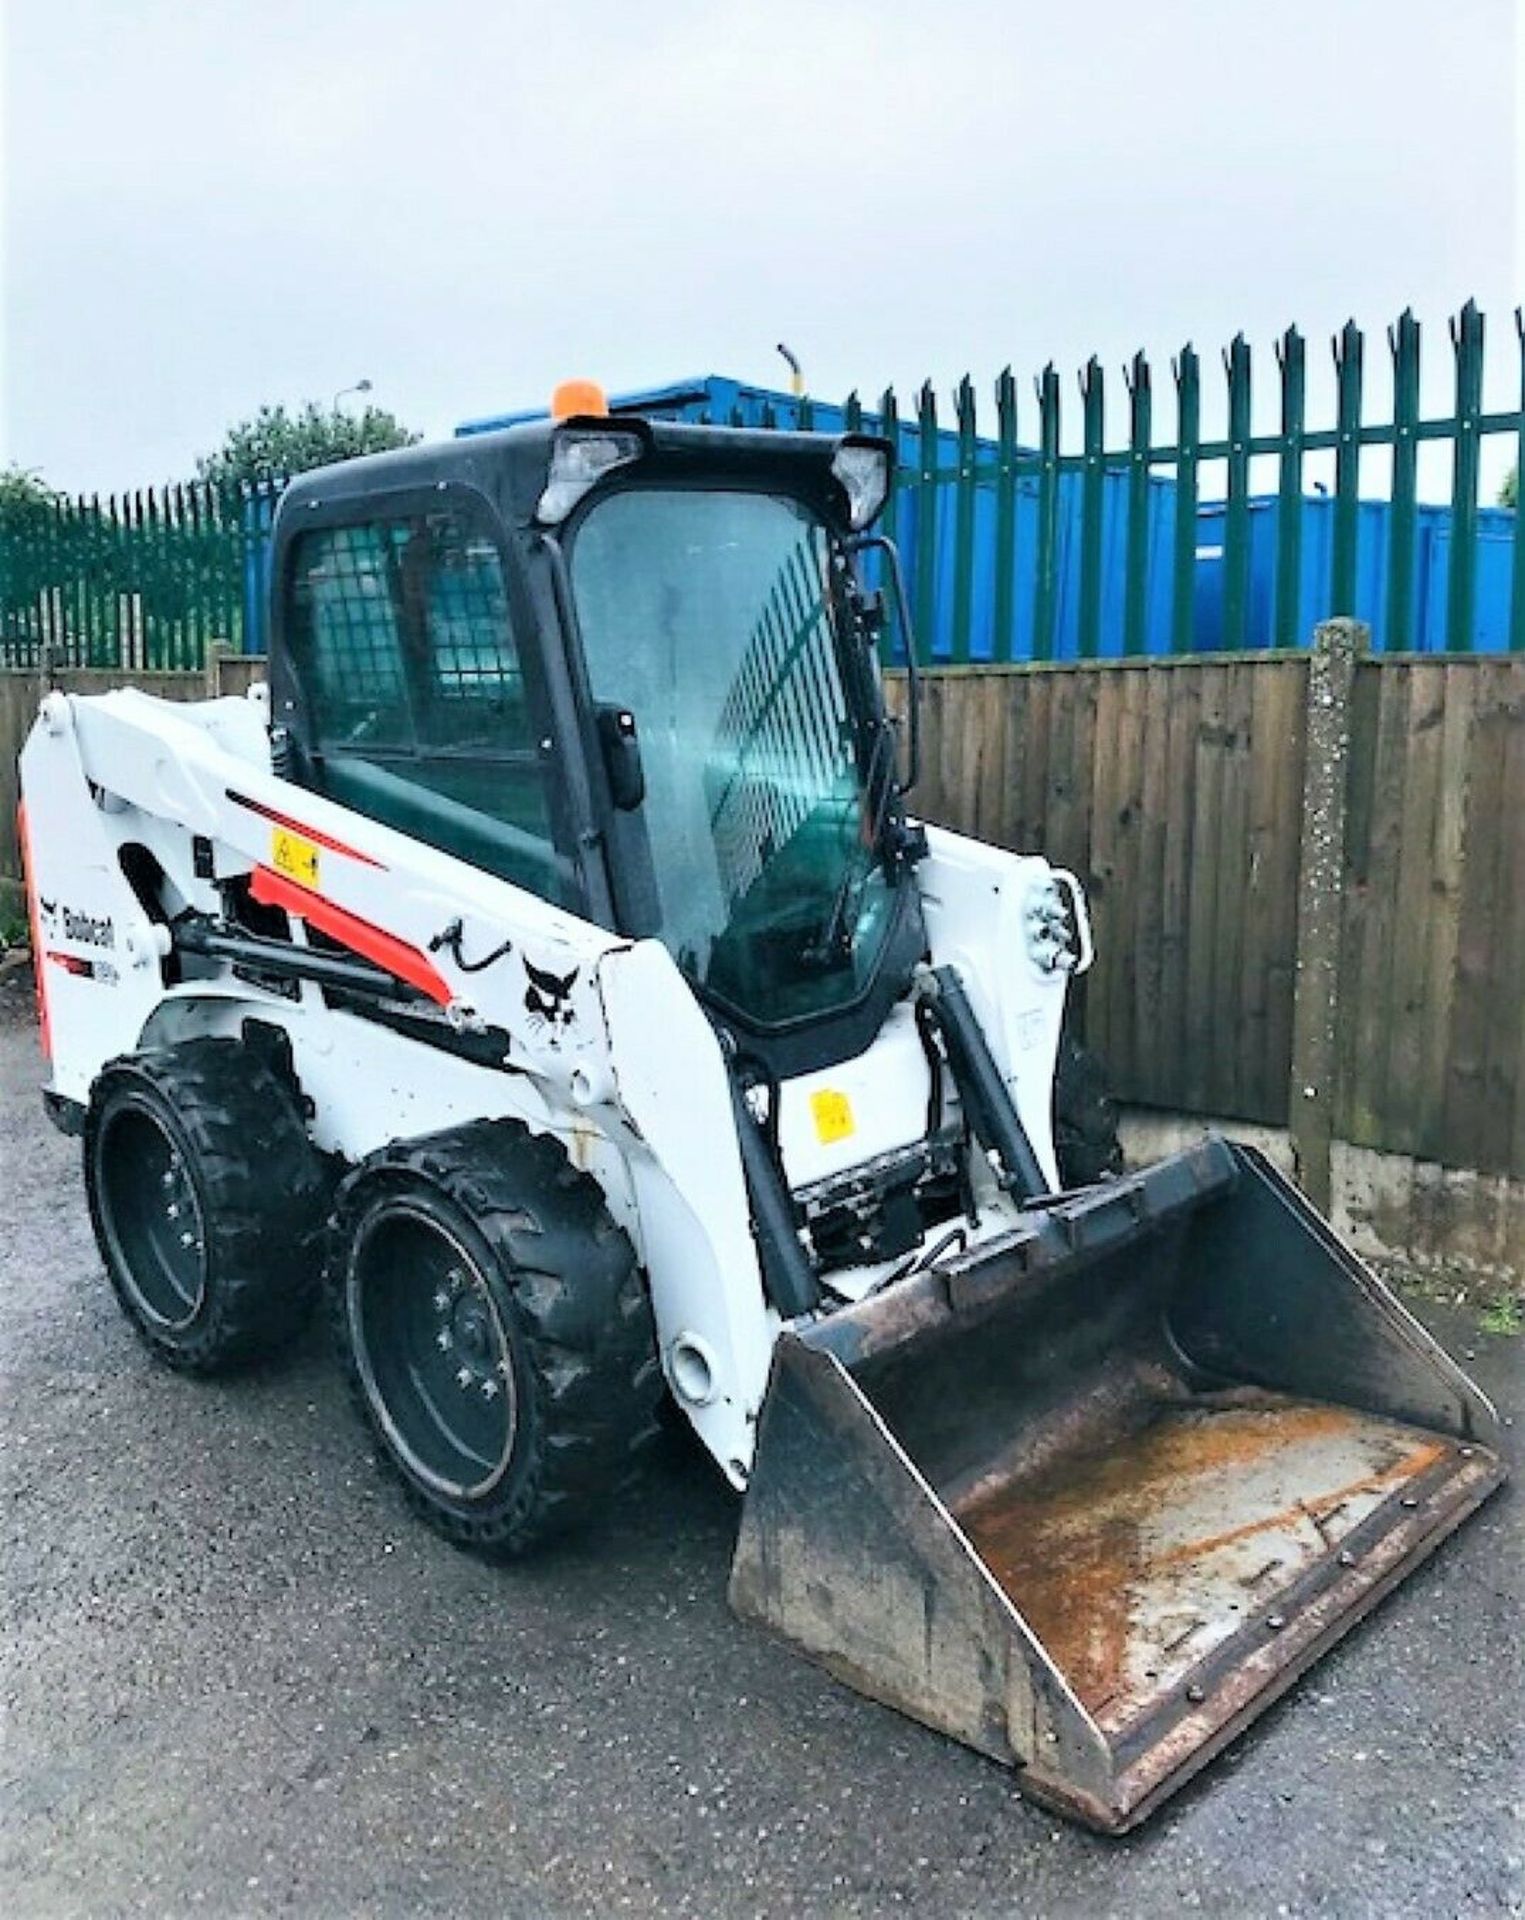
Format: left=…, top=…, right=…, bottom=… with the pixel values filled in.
left=1241, top=660, right=1305, bottom=1118
left=1336, top=657, right=1525, bottom=1175
left=1182, top=663, right=1229, bottom=1114
left=890, top=655, right=1524, bottom=1175
left=893, top=661, right=1305, bottom=1127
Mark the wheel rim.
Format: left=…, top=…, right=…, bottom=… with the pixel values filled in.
left=348, top=1201, right=519, bottom=1502
left=96, top=1101, right=208, bottom=1332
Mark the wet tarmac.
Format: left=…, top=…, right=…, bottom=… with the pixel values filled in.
left=1, top=992, right=1520, bottom=1917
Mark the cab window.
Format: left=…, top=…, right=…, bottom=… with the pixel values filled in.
left=285, top=502, right=576, bottom=906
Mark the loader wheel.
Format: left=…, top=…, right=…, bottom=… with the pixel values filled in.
left=85, top=1039, right=327, bottom=1371
left=1053, top=1033, right=1124, bottom=1188
left=330, top=1120, right=661, bottom=1559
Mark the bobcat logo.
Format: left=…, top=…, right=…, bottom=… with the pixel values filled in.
left=38, top=897, right=59, bottom=930
left=523, top=959, right=579, bottom=1046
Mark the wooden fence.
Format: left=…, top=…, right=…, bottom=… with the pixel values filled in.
left=1339, top=653, right=1525, bottom=1177
left=890, top=640, right=1525, bottom=1182
left=4, top=644, right=1522, bottom=1182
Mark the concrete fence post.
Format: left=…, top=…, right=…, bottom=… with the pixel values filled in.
left=1288, top=616, right=1369, bottom=1210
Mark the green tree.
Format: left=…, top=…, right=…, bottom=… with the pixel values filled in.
left=196, top=401, right=420, bottom=490
left=0, top=465, right=59, bottom=521
left=1501, top=465, right=1518, bottom=510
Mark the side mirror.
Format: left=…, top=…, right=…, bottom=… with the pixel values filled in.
left=596, top=703, right=646, bottom=811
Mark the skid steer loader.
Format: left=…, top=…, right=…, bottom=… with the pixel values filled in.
left=18, top=393, right=1504, bottom=1831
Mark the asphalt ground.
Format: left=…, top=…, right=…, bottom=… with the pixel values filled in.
left=1, top=982, right=1521, bottom=1918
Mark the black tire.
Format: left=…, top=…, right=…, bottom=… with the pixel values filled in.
left=329, top=1119, right=661, bottom=1559
left=84, top=1038, right=327, bottom=1372
left=1053, top=1032, right=1124, bottom=1188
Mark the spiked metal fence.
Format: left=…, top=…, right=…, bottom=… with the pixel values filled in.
left=4, top=301, right=1522, bottom=672
left=687, top=300, right=1524, bottom=662
left=0, top=482, right=279, bottom=671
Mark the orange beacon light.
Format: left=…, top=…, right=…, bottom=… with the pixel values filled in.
left=550, top=380, right=609, bottom=420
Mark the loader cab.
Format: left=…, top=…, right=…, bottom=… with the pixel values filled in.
left=269, top=416, right=924, bottom=1070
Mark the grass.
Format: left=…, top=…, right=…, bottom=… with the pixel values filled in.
left=1479, top=1295, right=1523, bottom=1338
left=0, top=878, right=26, bottom=952
left=1376, top=1259, right=1522, bottom=1338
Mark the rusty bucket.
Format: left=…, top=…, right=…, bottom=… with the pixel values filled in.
left=730, top=1139, right=1505, bottom=1832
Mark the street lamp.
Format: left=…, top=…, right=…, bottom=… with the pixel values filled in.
left=333, top=379, right=374, bottom=411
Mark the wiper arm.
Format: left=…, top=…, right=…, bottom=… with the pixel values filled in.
left=810, top=721, right=897, bottom=966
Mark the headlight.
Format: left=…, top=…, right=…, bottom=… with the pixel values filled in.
left=1024, top=876, right=1080, bottom=975
left=831, top=440, right=891, bottom=531
left=536, top=429, right=644, bottom=525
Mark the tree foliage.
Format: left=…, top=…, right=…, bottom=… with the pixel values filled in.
left=0, top=465, right=59, bottom=523
left=1501, top=465, right=1518, bottom=511
left=195, top=402, right=420, bottom=490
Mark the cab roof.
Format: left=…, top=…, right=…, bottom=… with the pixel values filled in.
left=275, top=417, right=892, bottom=538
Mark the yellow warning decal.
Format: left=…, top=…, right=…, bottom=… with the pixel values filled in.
left=810, top=1088, right=856, bottom=1145
left=271, top=826, right=321, bottom=890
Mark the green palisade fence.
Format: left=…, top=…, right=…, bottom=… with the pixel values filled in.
left=724, top=300, right=1522, bottom=664
left=0, top=481, right=274, bottom=672
left=2, top=301, right=1522, bottom=672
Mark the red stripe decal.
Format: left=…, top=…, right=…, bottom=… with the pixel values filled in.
left=250, top=866, right=453, bottom=1007
left=227, top=790, right=387, bottom=869
left=17, top=803, right=52, bottom=1059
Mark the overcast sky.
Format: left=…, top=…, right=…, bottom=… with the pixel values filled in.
left=1, top=0, right=1519, bottom=496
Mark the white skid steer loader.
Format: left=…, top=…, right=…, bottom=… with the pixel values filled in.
left=18, top=397, right=1504, bottom=1831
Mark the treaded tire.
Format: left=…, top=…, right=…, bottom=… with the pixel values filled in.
left=1053, top=1032, right=1124, bottom=1188
left=84, top=1038, right=327, bottom=1372
left=329, top=1119, right=662, bottom=1560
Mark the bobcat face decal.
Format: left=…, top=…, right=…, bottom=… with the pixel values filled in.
left=523, top=958, right=579, bottom=1046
